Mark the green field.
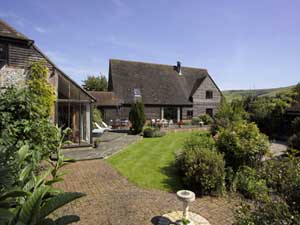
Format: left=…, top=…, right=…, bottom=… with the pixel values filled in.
left=223, top=85, right=294, bottom=102
left=107, top=132, right=192, bottom=192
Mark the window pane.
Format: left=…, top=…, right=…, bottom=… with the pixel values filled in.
left=57, top=102, right=69, bottom=129
left=58, top=75, right=69, bottom=99
left=206, top=91, right=213, bottom=99
left=164, top=107, right=177, bottom=121
left=70, top=81, right=80, bottom=100
left=80, top=103, right=90, bottom=144
left=70, top=103, right=80, bottom=144
left=187, top=110, right=193, bottom=119
left=80, top=92, right=90, bottom=101
left=206, top=108, right=213, bottom=117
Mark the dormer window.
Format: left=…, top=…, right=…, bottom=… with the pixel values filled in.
left=0, top=44, right=8, bottom=67
left=134, top=88, right=141, bottom=97
left=206, top=90, right=213, bottom=99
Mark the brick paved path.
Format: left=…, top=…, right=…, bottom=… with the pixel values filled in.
left=54, top=160, right=237, bottom=225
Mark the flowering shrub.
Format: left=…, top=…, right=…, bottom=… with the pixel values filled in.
left=260, top=158, right=300, bottom=213
left=234, top=200, right=300, bottom=225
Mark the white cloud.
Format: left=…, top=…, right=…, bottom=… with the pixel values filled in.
left=34, top=26, right=47, bottom=33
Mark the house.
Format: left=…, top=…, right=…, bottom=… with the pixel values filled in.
left=286, top=102, right=300, bottom=116
left=88, top=91, right=122, bottom=123
left=92, top=59, right=222, bottom=123
left=0, top=19, right=95, bottom=147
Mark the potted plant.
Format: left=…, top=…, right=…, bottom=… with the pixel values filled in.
left=93, top=139, right=100, bottom=148
left=177, top=120, right=184, bottom=128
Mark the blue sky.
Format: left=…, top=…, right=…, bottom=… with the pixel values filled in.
left=1, top=0, right=300, bottom=90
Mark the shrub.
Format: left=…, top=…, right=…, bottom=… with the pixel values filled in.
left=129, top=101, right=146, bottom=134
left=0, top=62, right=84, bottom=224
left=0, top=129, right=85, bottom=225
left=212, top=99, right=248, bottom=134
left=143, top=127, right=155, bottom=137
left=26, top=61, right=56, bottom=117
left=216, top=121, right=269, bottom=171
left=234, top=166, right=269, bottom=201
left=242, top=94, right=293, bottom=139
left=234, top=200, right=300, bottom=225
left=183, top=120, right=192, bottom=126
left=291, top=117, right=300, bottom=133
left=177, top=132, right=225, bottom=196
left=288, top=133, right=300, bottom=154
left=0, top=62, right=60, bottom=187
left=260, top=157, right=300, bottom=213
left=92, top=106, right=102, bottom=128
left=143, top=127, right=166, bottom=138
left=199, top=114, right=213, bottom=125
left=183, top=132, right=216, bottom=150
left=191, top=117, right=201, bottom=125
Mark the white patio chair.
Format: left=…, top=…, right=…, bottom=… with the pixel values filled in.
left=101, top=121, right=112, bottom=130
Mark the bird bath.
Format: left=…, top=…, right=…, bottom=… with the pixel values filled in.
left=161, top=190, right=211, bottom=225
left=176, top=190, right=195, bottom=221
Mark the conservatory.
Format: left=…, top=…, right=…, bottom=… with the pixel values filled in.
left=56, top=74, right=94, bottom=147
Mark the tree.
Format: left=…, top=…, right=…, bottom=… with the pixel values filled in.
left=92, top=106, right=102, bottom=128
left=83, top=75, right=108, bottom=91
left=211, top=98, right=248, bottom=134
left=129, top=102, right=146, bottom=134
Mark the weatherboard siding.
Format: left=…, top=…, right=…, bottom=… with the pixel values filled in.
left=192, top=76, right=221, bottom=116
left=8, top=44, right=53, bottom=70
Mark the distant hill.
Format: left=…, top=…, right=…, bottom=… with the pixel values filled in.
left=223, top=85, right=295, bottom=102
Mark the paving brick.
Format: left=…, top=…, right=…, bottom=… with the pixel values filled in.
left=54, top=160, right=237, bottom=225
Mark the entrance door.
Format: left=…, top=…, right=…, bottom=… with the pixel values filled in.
left=164, top=107, right=178, bottom=121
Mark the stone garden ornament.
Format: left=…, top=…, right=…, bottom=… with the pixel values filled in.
left=162, top=190, right=210, bottom=225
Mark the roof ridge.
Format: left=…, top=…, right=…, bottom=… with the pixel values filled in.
left=0, top=18, right=31, bottom=41
left=110, top=58, right=208, bottom=71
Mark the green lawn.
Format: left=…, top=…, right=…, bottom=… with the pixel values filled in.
left=106, top=131, right=192, bottom=192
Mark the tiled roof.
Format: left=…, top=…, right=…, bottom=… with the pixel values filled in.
left=89, top=91, right=121, bottom=106
left=109, top=59, right=211, bottom=106
left=0, top=19, right=31, bottom=42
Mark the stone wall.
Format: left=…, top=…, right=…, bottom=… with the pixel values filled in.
left=0, top=65, right=26, bottom=88
left=192, top=76, right=221, bottom=116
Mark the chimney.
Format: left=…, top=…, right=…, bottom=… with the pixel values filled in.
left=177, top=61, right=182, bottom=75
